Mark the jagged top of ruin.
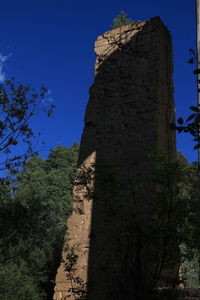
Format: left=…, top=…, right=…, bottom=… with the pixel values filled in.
left=94, top=17, right=169, bottom=71
left=96, top=16, right=167, bottom=41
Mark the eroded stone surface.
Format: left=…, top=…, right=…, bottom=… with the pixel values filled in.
left=53, top=152, right=95, bottom=300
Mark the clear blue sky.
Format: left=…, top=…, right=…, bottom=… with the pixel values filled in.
left=0, top=0, right=197, bottom=162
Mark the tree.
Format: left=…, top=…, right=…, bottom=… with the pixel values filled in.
left=111, top=11, right=132, bottom=29
left=147, top=151, right=200, bottom=295
left=133, top=150, right=200, bottom=297
left=0, top=143, right=79, bottom=299
left=0, top=78, right=55, bottom=174
left=174, top=153, right=200, bottom=287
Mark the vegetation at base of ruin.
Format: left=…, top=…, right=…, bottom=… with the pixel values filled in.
left=0, top=77, right=55, bottom=175
left=134, top=151, right=200, bottom=296
left=164, top=153, right=200, bottom=285
left=146, top=151, right=200, bottom=297
left=111, top=11, right=132, bottom=29
left=149, top=151, right=200, bottom=295
left=0, top=143, right=79, bottom=300
left=64, top=151, right=200, bottom=300
left=0, top=75, right=79, bottom=299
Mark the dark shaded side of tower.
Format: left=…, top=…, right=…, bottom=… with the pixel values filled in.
left=77, top=17, right=176, bottom=300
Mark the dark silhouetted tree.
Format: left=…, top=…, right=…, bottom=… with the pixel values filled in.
left=0, top=78, right=55, bottom=174
left=0, top=143, right=79, bottom=299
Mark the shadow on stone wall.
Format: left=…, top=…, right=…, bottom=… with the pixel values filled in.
left=75, top=18, right=177, bottom=300
left=45, top=239, right=66, bottom=299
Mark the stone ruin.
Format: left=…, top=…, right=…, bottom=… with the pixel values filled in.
left=53, top=17, right=177, bottom=300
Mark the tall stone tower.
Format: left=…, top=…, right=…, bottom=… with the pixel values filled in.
left=53, top=17, right=176, bottom=300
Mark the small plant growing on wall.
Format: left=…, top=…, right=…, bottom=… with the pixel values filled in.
left=111, top=11, right=132, bottom=29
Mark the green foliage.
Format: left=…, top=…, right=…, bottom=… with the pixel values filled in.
left=176, top=154, right=200, bottom=287
left=151, top=151, right=200, bottom=290
left=0, top=78, right=55, bottom=174
left=111, top=11, right=132, bottom=29
left=0, top=260, right=46, bottom=300
left=0, top=143, right=79, bottom=299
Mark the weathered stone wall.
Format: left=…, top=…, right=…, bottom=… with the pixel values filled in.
left=53, top=17, right=176, bottom=300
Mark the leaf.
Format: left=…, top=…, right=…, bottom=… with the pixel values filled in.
left=189, top=48, right=195, bottom=54
left=193, top=69, right=200, bottom=75
left=195, top=113, right=200, bottom=124
left=177, top=127, right=184, bottom=133
left=194, top=143, right=200, bottom=150
left=177, top=117, right=184, bottom=125
left=186, top=113, right=196, bottom=122
left=187, top=58, right=194, bottom=64
left=190, top=106, right=199, bottom=112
